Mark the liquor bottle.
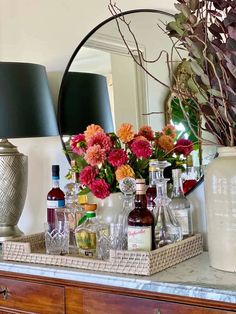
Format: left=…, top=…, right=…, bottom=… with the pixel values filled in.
left=169, top=168, right=193, bottom=238
left=75, top=203, right=98, bottom=258
left=154, top=179, right=182, bottom=247
left=146, top=160, right=158, bottom=214
left=47, top=165, right=65, bottom=227
left=127, top=179, right=155, bottom=251
left=183, top=155, right=197, bottom=194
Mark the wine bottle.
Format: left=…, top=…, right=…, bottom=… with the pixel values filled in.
left=47, top=165, right=65, bottom=227
left=128, top=179, right=155, bottom=251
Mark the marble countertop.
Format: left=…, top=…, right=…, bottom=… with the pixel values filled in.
left=0, top=252, right=236, bottom=304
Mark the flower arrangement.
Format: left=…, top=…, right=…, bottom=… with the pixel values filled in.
left=68, top=123, right=193, bottom=199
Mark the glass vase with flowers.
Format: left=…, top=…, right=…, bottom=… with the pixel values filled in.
left=66, top=123, right=194, bottom=228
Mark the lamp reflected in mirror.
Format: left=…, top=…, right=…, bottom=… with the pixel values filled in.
left=58, top=71, right=114, bottom=162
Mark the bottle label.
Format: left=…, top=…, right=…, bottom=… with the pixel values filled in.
left=76, top=231, right=97, bottom=258
left=174, top=209, right=189, bottom=235
left=128, top=226, right=152, bottom=251
left=47, top=200, right=65, bottom=208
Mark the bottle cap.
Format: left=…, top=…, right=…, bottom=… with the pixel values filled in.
left=84, top=203, right=97, bottom=212
left=135, top=178, right=146, bottom=193
left=52, top=165, right=59, bottom=177
left=71, top=160, right=77, bottom=167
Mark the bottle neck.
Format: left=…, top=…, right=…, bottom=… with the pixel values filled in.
left=135, top=193, right=147, bottom=208
left=85, top=211, right=96, bottom=218
left=172, top=176, right=185, bottom=197
left=52, top=176, right=60, bottom=188
left=149, top=169, right=158, bottom=186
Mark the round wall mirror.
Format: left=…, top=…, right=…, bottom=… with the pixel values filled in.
left=58, top=9, right=210, bottom=195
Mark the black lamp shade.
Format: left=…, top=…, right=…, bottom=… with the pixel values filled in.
left=0, top=62, right=58, bottom=138
left=59, top=72, right=114, bottom=135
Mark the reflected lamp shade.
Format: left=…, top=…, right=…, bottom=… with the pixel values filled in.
left=59, top=72, right=114, bottom=135
left=0, top=62, right=58, bottom=242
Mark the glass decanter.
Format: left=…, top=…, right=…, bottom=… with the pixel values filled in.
left=118, top=177, right=136, bottom=250
left=154, top=178, right=182, bottom=248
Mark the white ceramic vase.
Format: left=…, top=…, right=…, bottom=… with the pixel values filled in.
left=204, top=146, right=236, bottom=272
left=88, top=192, right=123, bottom=224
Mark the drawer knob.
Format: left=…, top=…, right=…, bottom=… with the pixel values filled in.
left=0, top=286, right=10, bottom=300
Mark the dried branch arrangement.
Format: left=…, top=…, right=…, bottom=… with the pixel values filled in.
left=109, top=0, right=236, bottom=147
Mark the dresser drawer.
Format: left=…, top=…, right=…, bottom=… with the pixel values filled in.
left=81, top=290, right=235, bottom=314
left=0, top=277, right=65, bottom=313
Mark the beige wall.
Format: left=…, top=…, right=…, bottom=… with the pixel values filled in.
left=0, top=0, right=206, bottom=242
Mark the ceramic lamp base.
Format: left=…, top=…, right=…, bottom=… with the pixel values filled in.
left=0, top=139, right=27, bottom=242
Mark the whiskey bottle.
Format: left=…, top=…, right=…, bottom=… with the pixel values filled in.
left=169, top=168, right=193, bottom=238
left=128, top=179, right=155, bottom=251
left=47, top=165, right=65, bottom=228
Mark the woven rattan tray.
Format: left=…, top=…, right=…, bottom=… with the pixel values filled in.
left=2, top=233, right=203, bottom=276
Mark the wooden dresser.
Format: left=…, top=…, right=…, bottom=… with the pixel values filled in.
left=0, top=269, right=235, bottom=314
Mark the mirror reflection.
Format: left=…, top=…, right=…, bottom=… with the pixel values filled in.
left=58, top=9, right=214, bottom=194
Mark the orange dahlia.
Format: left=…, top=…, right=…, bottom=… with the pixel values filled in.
left=117, top=123, right=134, bottom=143
left=162, top=124, right=176, bottom=139
left=84, top=124, right=104, bottom=142
left=115, top=164, right=135, bottom=181
left=158, top=134, right=174, bottom=153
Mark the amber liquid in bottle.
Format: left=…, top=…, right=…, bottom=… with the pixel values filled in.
left=47, top=165, right=65, bottom=228
left=128, top=179, right=155, bottom=251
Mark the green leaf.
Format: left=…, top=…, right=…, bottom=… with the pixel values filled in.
left=166, top=21, right=184, bottom=36
left=200, top=73, right=210, bottom=86
left=187, top=77, right=200, bottom=93
left=174, top=3, right=191, bottom=18
left=189, top=0, right=199, bottom=11
left=185, top=38, right=202, bottom=58
left=208, top=89, right=222, bottom=97
left=195, top=91, right=207, bottom=104
left=190, top=60, right=204, bottom=76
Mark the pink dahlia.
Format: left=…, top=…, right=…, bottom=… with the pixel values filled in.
left=131, top=139, right=152, bottom=158
left=85, top=144, right=106, bottom=166
left=90, top=179, right=110, bottom=199
left=175, top=139, right=193, bottom=157
left=88, top=132, right=112, bottom=152
left=70, top=134, right=86, bottom=155
left=79, top=166, right=98, bottom=186
left=138, top=125, right=154, bottom=141
left=108, top=149, right=128, bottom=167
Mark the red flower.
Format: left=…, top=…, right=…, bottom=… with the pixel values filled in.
left=138, top=125, right=154, bottom=141
left=70, top=134, right=86, bottom=155
left=131, top=139, right=152, bottom=158
left=85, top=145, right=106, bottom=166
left=79, top=166, right=98, bottom=186
left=175, top=139, right=193, bottom=156
left=88, top=132, right=112, bottom=152
left=90, top=179, right=110, bottom=199
left=108, top=149, right=128, bottom=167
